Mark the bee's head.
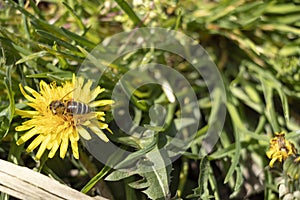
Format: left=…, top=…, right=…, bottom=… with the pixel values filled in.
left=49, top=100, right=66, bottom=115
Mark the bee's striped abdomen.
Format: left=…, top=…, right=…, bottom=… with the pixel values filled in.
left=67, top=101, right=91, bottom=115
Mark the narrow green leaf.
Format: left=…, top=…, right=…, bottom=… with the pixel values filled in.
left=25, top=71, right=72, bottom=82
left=62, top=2, right=85, bottom=31
left=177, top=157, right=188, bottom=197
left=30, top=19, right=70, bottom=41
left=114, top=0, right=144, bottom=27
left=7, top=0, right=35, bottom=18
left=61, top=27, right=96, bottom=49
left=260, top=24, right=300, bottom=35
left=0, top=65, right=15, bottom=139
left=81, top=165, right=111, bottom=193
left=18, top=0, right=30, bottom=39
left=206, top=1, right=240, bottom=23
left=28, top=0, right=45, bottom=20
left=231, top=87, right=263, bottom=113
left=38, top=44, right=84, bottom=62
left=233, top=166, right=243, bottom=192
left=35, top=30, right=81, bottom=53
left=0, top=36, right=31, bottom=56
left=260, top=78, right=280, bottom=132
left=274, top=86, right=289, bottom=122
left=278, top=45, right=300, bottom=56
left=16, top=51, right=48, bottom=65
left=197, top=156, right=210, bottom=199
left=266, top=3, right=300, bottom=14
left=224, top=100, right=241, bottom=184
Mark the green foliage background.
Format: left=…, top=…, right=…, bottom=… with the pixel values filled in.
left=0, top=0, right=300, bottom=199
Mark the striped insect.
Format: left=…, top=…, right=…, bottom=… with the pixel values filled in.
left=49, top=89, right=91, bottom=116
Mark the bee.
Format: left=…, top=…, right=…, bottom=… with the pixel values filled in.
left=49, top=89, right=91, bottom=116
left=275, top=132, right=296, bottom=154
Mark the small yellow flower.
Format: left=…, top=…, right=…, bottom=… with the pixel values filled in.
left=16, top=75, right=114, bottom=160
left=266, top=132, right=297, bottom=168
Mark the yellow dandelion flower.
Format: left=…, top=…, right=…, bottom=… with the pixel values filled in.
left=266, top=132, right=297, bottom=168
left=15, top=75, right=114, bottom=160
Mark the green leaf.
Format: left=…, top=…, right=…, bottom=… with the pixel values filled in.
left=105, top=170, right=131, bottom=181
left=246, top=61, right=289, bottom=131
left=81, top=165, right=111, bottom=194
left=28, top=0, right=45, bottom=20
left=260, top=24, right=300, bottom=35
left=35, top=30, right=81, bottom=53
left=260, top=77, right=280, bottom=132
left=224, top=99, right=241, bottom=184
left=129, top=150, right=171, bottom=199
left=30, top=18, right=70, bottom=41
left=177, top=157, right=188, bottom=198
left=38, top=44, right=84, bottom=62
left=114, top=138, right=156, bottom=169
left=114, top=0, right=144, bottom=27
left=0, top=65, right=15, bottom=139
left=233, top=166, right=243, bottom=193
left=106, top=146, right=172, bottom=199
left=62, top=2, right=85, bottom=31
left=61, top=28, right=96, bottom=49
left=231, top=87, right=263, bottom=113
left=25, top=71, right=73, bottom=82
left=15, top=51, right=48, bottom=65
left=194, top=156, right=210, bottom=199
left=273, top=84, right=289, bottom=123
left=266, top=3, right=300, bottom=14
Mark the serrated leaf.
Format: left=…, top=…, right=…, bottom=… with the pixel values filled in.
left=194, top=156, right=210, bottom=199
left=134, top=149, right=171, bottom=200
left=105, top=170, right=133, bottom=181
left=128, top=178, right=149, bottom=189
left=106, top=146, right=172, bottom=200
left=113, top=138, right=156, bottom=169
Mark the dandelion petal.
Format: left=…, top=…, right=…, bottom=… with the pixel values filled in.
left=89, top=87, right=105, bottom=102
left=89, top=125, right=109, bottom=142
left=19, top=84, right=35, bottom=102
left=36, top=135, right=51, bottom=159
left=48, top=141, right=60, bottom=158
left=16, top=128, right=39, bottom=145
left=26, top=135, right=44, bottom=153
left=60, top=137, right=69, bottom=159
left=15, top=109, right=39, bottom=118
left=89, top=99, right=114, bottom=107
left=77, top=126, right=91, bottom=140
left=71, top=141, right=79, bottom=159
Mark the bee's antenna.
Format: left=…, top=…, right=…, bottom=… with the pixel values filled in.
left=60, top=88, right=77, bottom=101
